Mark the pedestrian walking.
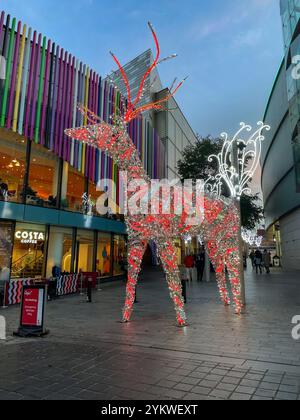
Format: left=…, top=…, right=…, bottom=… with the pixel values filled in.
left=195, top=247, right=205, bottom=282
left=184, top=254, right=195, bottom=282
left=263, top=250, right=271, bottom=274
left=254, top=249, right=263, bottom=274
left=249, top=250, right=255, bottom=269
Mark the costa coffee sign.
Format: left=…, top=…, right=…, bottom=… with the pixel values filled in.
left=15, top=230, right=45, bottom=244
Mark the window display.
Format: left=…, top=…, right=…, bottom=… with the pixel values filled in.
left=113, top=235, right=127, bottom=276
left=64, top=165, right=87, bottom=212
left=75, top=229, right=94, bottom=272
left=26, top=142, right=60, bottom=208
left=46, top=226, right=74, bottom=277
left=0, top=222, right=14, bottom=282
left=0, top=135, right=27, bottom=203
left=96, top=233, right=111, bottom=277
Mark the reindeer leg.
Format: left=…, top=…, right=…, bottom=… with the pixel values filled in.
left=157, top=240, right=187, bottom=327
left=122, top=239, right=147, bottom=323
left=207, top=241, right=231, bottom=306
left=225, top=246, right=243, bottom=314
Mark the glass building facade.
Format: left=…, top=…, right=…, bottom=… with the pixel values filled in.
left=0, top=11, right=166, bottom=285
left=281, top=0, right=300, bottom=191
left=261, top=1, right=300, bottom=270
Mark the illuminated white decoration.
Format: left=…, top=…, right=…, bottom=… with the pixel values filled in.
left=255, top=236, right=263, bottom=248
left=206, top=122, right=270, bottom=200
left=241, top=228, right=263, bottom=247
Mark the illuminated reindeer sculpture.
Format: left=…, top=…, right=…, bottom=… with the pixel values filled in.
left=65, top=23, right=245, bottom=326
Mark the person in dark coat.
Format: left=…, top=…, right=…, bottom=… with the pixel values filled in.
left=195, top=248, right=206, bottom=282
left=254, top=249, right=263, bottom=274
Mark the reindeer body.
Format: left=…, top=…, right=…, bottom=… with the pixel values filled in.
left=65, top=22, right=242, bottom=326
left=66, top=120, right=242, bottom=326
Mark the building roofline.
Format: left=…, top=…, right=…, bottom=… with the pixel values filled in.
left=263, top=58, right=285, bottom=121
left=157, top=87, right=198, bottom=141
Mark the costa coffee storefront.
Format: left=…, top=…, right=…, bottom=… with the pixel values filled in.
left=0, top=221, right=127, bottom=282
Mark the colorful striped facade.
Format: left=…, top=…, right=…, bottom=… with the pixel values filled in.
left=0, top=11, right=166, bottom=195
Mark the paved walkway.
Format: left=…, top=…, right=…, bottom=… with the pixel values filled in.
left=0, top=265, right=300, bottom=400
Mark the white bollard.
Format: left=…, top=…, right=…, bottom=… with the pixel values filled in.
left=0, top=315, right=6, bottom=340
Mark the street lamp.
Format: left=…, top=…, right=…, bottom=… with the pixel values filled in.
left=206, top=121, right=270, bottom=307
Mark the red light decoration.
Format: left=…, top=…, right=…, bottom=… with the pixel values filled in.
left=65, top=24, right=243, bottom=326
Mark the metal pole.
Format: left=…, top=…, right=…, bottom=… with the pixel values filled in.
left=231, top=142, right=246, bottom=308
left=236, top=198, right=246, bottom=307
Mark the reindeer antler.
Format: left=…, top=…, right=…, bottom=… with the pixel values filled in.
left=109, top=22, right=187, bottom=123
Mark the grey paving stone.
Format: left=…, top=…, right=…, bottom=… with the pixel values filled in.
left=240, top=379, right=261, bottom=388
left=227, top=371, right=247, bottom=379
left=259, top=382, right=280, bottom=391
left=235, top=385, right=256, bottom=395
left=216, top=382, right=238, bottom=392
left=230, top=393, right=252, bottom=401
left=279, top=384, right=299, bottom=393
left=163, top=389, right=187, bottom=399
left=275, top=392, right=298, bottom=400
left=199, top=379, right=220, bottom=388
left=173, top=383, right=194, bottom=392
left=254, top=389, right=277, bottom=398
left=191, top=386, right=211, bottom=396
left=157, top=379, right=178, bottom=389
left=209, top=389, right=232, bottom=400
left=222, top=376, right=242, bottom=385
left=180, top=377, right=201, bottom=386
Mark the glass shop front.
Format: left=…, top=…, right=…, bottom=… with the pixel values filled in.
left=0, top=221, right=126, bottom=281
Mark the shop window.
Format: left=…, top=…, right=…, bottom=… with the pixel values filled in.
left=0, top=134, right=27, bottom=203
left=113, top=235, right=127, bottom=276
left=64, top=165, right=86, bottom=212
left=96, top=232, right=111, bottom=278
left=26, top=142, right=60, bottom=208
left=0, top=222, right=14, bottom=282
left=75, top=229, right=94, bottom=273
left=12, top=223, right=46, bottom=279
left=46, top=226, right=74, bottom=277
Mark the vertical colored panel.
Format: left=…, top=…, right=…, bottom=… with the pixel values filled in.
left=12, top=23, right=26, bottom=132
left=34, top=36, right=47, bottom=143
left=6, top=20, right=21, bottom=129
left=24, top=30, right=37, bottom=137
left=0, top=17, right=16, bottom=127
left=54, top=48, right=64, bottom=154
left=30, top=33, right=42, bottom=141
left=18, top=27, right=32, bottom=135
left=40, top=39, right=52, bottom=146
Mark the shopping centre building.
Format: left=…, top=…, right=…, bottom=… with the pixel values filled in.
left=0, top=11, right=197, bottom=287
left=0, top=11, right=168, bottom=284
left=262, top=0, right=300, bottom=270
